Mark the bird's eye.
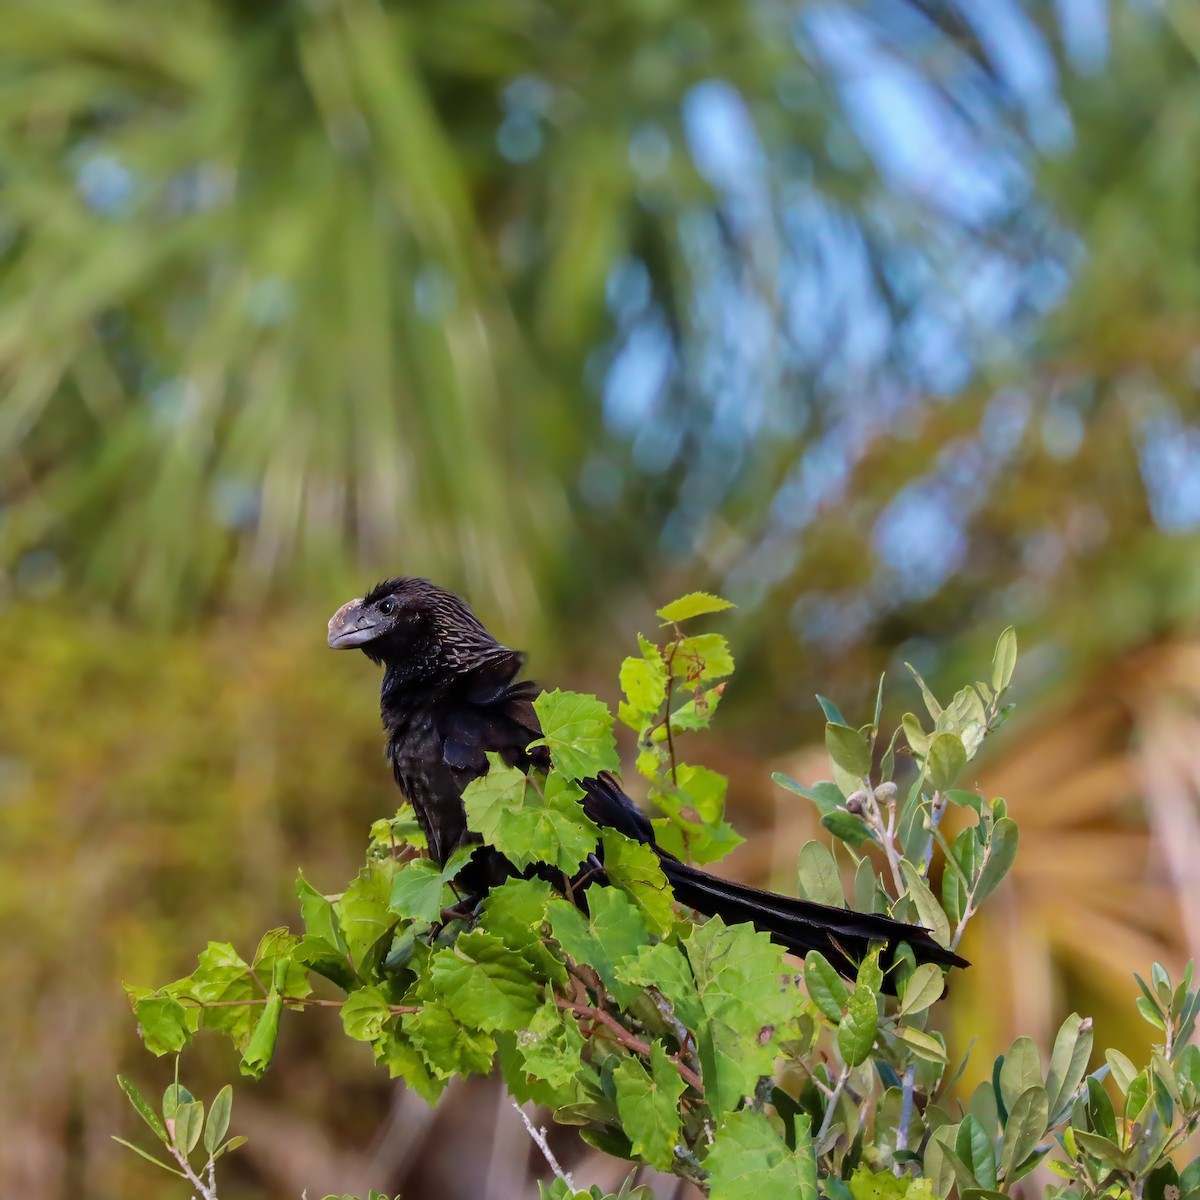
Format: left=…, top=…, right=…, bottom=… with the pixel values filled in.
left=378, top=598, right=396, bottom=615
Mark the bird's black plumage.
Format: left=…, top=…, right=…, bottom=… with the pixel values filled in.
left=328, top=577, right=968, bottom=985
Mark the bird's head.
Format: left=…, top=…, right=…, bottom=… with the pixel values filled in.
left=327, top=577, right=513, bottom=679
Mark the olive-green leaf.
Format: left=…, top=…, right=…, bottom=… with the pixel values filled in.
left=905, top=663, right=943, bottom=720
left=974, top=819, right=1019, bottom=905
left=955, top=1115, right=996, bottom=1191
left=926, top=733, right=967, bottom=792
left=838, top=985, right=879, bottom=1067
left=173, top=1100, right=204, bottom=1156
left=1045, top=1013, right=1093, bottom=1120
left=797, top=841, right=845, bottom=908
left=999, top=1086, right=1048, bottom=1181
left=203, top=1085, right=232, bottom=1157
left=117, top=1074, right=170, bottom=1143
left=899, top=861, right=951, bottom=948
left=804, top=951, right=850, bottom=1021
left=825, top=723, right=871, bottom=779
left=898, top=963, right=944, bottom=1017
left=999, top=1037, right=1043, bottom=1112
left=991, top=627, right=1017, bottom=693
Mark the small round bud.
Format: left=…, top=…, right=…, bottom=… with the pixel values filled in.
left=846, top=790, right=868, bottom=814
left=874, top=781, right=898, bottom=806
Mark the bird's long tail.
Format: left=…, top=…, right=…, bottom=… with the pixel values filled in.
left=659, top=858, right=967, bottom=991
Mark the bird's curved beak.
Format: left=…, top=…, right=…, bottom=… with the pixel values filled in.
left=327, top=598, right=379, bottom=649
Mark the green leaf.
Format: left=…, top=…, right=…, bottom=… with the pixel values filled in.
left=955, top=1115, right=997, bottom=1191
left=999, top=1086, right=1048, bottom=1182
left=335, top=865, right=397, bottom=971
left=706, top=1111, right=817, bottom=1200
left=431, top=930, right=542, bottom=1032
left=899, top=861, right=951, bottom=948
left=295, top=873, right=349, bottom=954
left=484, top=769, right=601, bottom=875
left=848, top=1167, right=936, bottom=1200
left=402, top=1002, right=496, bottom=1080
left=974, top=819, right=1019, bottom=905
left=389, top=859, right=449, bottom=925
left=821, top=810, right=871, bottom=847
left=838, top=985, right=879, bottom=1067
left=656, top=592, right=735, bottom=623
left=134, top=996, right=191, bottom=1056
left=892, top=1025, right=948, bottom=1064
left=613, top=1042, right=686, bottom=1171
left=252, top=929, right=312, bottom=1002
left=512, top=997, right=588, bottom=1090
left=203, top=1085, right=232, bottom=1157
left=999, top=1037, right=1043, bottom=1112
left=173, top=1099, right=204, bottom=1156
left=213, top=1135, right=248, bottom=1162
left=600, top=830, right=675, bottom=934
left=1074, top=1130, right=1131, bottom=1170
left=683, top=918, right=791, bottom=1118
left=797, top=841, right=844, bottom=908
left=675, top=633, right=735, bottom=682
left=530, top=690, right=621, bottom=780
left=898, top=963, right=944, bottom=1017
left=478, top=877, right=568, bottom=987
left=991, top=628, right=1017, bottom=693
left=804, top=951, right=850, bottom=1021
left=825, top=723, right=871, bottom=779
left=905, top=663, right=943, bottom=721
left=926, top=733, right=967, bottom=792
left=620, top=647, right=667, bottom=717
left=341, top=986, right=393, bottom=1042
left=620, top=940, right=703, bottom=1031
left=117, top=1074, right=169, bottom=1143
left=240, top=992, right=282, bottom=1079
left=1105, top=1048, right=1137, bottom=1095
left=902, top=713, right=930, bottom=757
left=816, top=695, right=849, bottom=726
left=549, top=886, right=649, bottom=1008
left=111, top=1136, right=187, bottom=1178
left=1045, top=1013, right=1093, bottom=1120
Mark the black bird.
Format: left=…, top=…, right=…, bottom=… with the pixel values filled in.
left=328, top=577, right=967, bottom=984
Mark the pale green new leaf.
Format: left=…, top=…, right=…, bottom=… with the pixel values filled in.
left=656, top=592, right=736, bottom=623
left=530, top=690, right=620, bottom=780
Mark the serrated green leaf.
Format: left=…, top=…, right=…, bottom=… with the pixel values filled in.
left=683, top=918, right=791, bottom=1118
left=388, top=859, right=448, bottom=924
left=1000, top=1086, right=1047, bottom=1181
left=513, top=997, right=588, bottom=1090
left=991, top=628, right=1017, bottom=693
left=838, top=985, right=878, bottom=1067
left=402, top=1002, right=496, bottom=1080
left=134, top=996, right=191, bottom=1056
left=825, top=723, right=871, bottom=779
left=431, top=930, right=541, bottom=1032
left=898, top=963, right=944, bottom=1017
left=620, top=940, right=703, bottom=1031
left=335, top=865, right=397, bottom=971
left=657, top=592, right=735, bottom=623
left=706, top=1111, right=817, bottom=1200
left=613, top=1042, right=686, bottom=1171
left=620, top=647, right=667, bottom=718
left=378, top=1026, right=449, bottom=1105
left=478, top=877, right=567, bottom=987
left=674, top=633, right=734, bottom=682
left=203, top=1085, right=232, bottom=1157
left=600, top=829, right=675, bottom=934
left=529, top=690, right=621, bottom=780
left=549, top=885, right=648, bottom=1008
left=295, top=873, right=349, bottom=954
left=240, top=992, right=282, bottom=1079
left=974, top=819, right=1018, bottom=905
left=797, top=840, right=844, bottom=908
left=848, top=1167, right=936, bottom=1200
left=341, top=985, right=393, bottom=1042
left=927, top=733, right=967, bottom=792
left=804, top=951, right=850, bottom=1021
left=252, top=930, right=312, bottom=1003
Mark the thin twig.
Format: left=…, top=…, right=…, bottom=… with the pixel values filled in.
left=165, top=1138, right=219, bottom=1200
left=555, top=996, right=704, bottom=1093
left=513, top=1101, right=575, bottom=1189
left=816, top=1064, right=852, bottom=1146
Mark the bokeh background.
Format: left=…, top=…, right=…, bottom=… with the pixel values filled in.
left=3, top=1, right=1200, bottom=1196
